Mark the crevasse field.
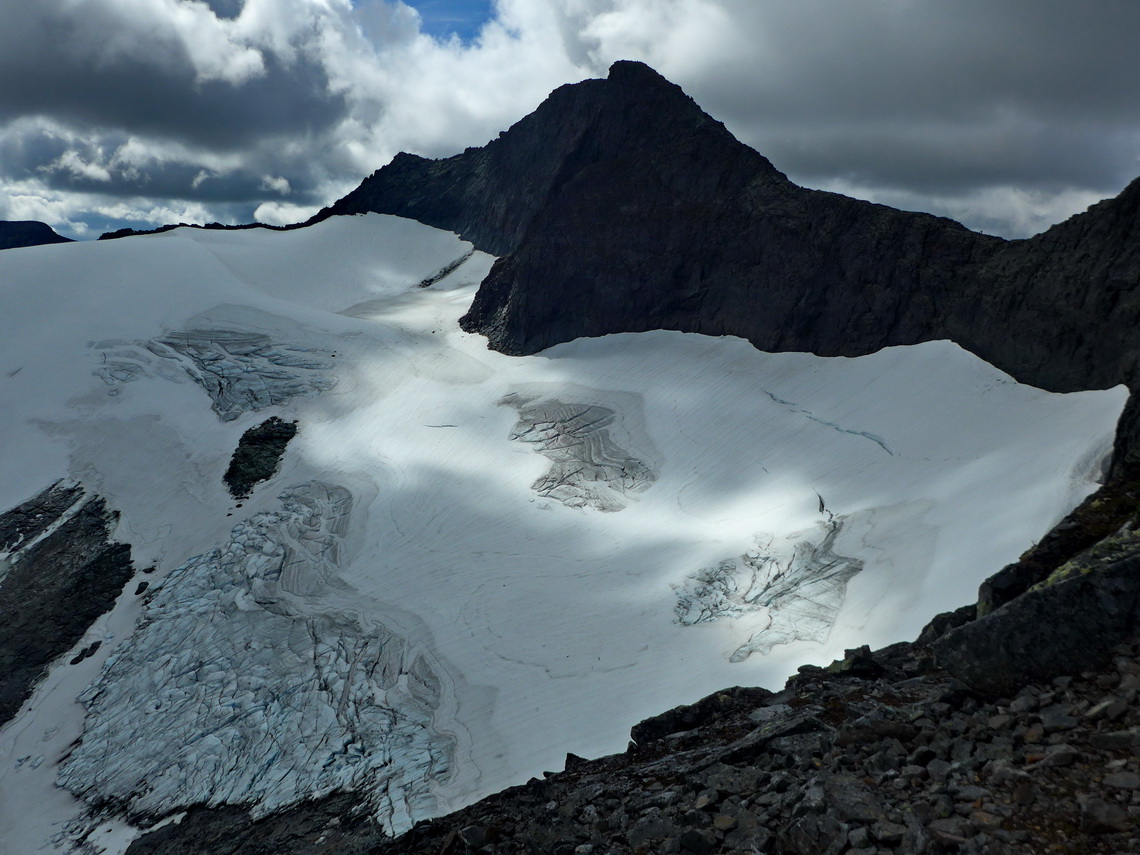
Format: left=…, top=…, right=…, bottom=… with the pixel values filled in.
left=0, top=214, right=1126, bottom=853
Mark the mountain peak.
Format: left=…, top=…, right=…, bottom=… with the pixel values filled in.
left=606, top=58, right=675, bottom=87
left=308, top=60, right=780, bottom=256
left=601, top=59, right=694, bottom=103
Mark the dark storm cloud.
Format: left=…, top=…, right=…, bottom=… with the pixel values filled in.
left=746, top=120, right=1137, bottom=197
left=681, top=0, right=1140, bottom=197
left=0, top=7, right=348, bottom=150
left=0, top=122, right=326, bottom=214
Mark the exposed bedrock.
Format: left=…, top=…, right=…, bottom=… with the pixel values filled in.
left=933, top=479, right=1140, bottom=696
left=315, top=59, right=1140, bottom=471
left=0, top=482, right=136, bottom=726
left=934, top=553, right=1140, bottom=698
left=223, top=416, right=298, bottom=499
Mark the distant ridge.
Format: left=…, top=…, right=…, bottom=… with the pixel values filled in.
left=98, top=221, right=288, bottom=241
left=0, top=220, right=72, bottom=251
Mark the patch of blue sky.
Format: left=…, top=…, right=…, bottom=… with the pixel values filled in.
left=401, top=0, right=494, bottom=43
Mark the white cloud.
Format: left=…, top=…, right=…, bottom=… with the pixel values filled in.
left=0, top=174, right=217, bottom=237
left=43, top=150, right=113, bottom=183
left=259, top=175, right=292, bottom=194
left=253, top=199, right=319, bottom=225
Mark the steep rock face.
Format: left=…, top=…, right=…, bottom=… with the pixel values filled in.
left=0, top=482, right=137, bottom=725
left=955, top=176, right=1140, bottom=395
left=315, top=60, right=1140, bottom=465
left=0, top=220, right=72, bottom=251
left=934, top=554, right=1140, bottom=696
left=318, top=62, right=999, bottom=367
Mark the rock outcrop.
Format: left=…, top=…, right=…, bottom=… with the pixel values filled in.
left=0, top=219, right=72, bottom=251
left=223, top=416, right=298, bottom=499
left=0, top=482, right=137, bottom=725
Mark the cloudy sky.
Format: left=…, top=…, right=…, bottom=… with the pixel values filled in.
left=1, top=0, right=1137, bottom=240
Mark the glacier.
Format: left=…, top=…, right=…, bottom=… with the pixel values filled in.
left=0, top=214, right=1126, bottom=853
left=57, top=481, right=455, bottom=832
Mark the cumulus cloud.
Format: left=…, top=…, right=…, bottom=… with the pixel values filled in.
left=253, top=199, right=321, bottom=226
left=0, top=0, right=1137, bottom=239
left=259, top=175, right=292, bottom=194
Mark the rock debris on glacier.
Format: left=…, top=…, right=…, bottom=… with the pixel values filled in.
left=673, top=516, right=864, bottom=662
left=501, top=392, right=657, bottom=511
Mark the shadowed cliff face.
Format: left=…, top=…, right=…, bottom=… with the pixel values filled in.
left=314, top=60, right=1140, bottom=472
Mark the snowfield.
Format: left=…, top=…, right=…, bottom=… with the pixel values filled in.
left=0, top=214, right=1126, bottom=853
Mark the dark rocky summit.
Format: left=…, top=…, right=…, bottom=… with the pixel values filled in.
left=0, top=482, right=137, bottom=725
left=0, top=219, right=72, bottom=251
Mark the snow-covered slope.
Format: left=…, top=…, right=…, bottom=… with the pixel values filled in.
left=0, top=215, right=1125, bottom=853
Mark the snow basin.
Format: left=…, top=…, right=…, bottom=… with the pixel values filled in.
left=0, top=214, right=1126, bottom=853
